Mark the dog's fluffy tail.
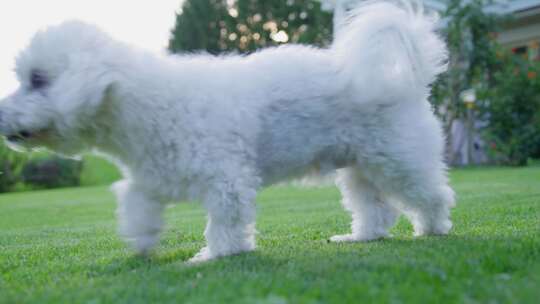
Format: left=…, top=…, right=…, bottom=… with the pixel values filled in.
left=332, top=0, right=447, bottom=102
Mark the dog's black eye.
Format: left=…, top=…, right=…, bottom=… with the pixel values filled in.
left=30, top=71, right=48, bottom=90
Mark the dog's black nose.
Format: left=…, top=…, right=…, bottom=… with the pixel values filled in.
left=19, top=130, right=31, bottom=138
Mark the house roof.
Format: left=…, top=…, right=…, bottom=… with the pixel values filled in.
left=424, top=1, right=540, bottom=46
left=318, top=0, right=540, bottom=14
left=424, top=0, right=540, bottom=14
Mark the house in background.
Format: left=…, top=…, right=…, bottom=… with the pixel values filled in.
left=495, top=0, right=540, bottom=59
left=425, top=0, right=540, bottom=58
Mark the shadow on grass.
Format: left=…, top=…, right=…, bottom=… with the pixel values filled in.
left=87, top=233, right=539, bottom=279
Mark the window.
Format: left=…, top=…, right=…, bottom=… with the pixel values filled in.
left=511, top=41, right=540, bottom=60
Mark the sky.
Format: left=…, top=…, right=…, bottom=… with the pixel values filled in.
left=0, top=0, right=183, bottom=96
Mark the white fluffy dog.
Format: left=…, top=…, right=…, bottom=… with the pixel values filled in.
left=0, top=1, right=454, bottom=262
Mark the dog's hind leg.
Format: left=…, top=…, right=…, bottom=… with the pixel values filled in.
left=189, top=173, right=259, bottom=263
left=330, top=167, right=400, bottom=242
left=112, top=180, right=165, bottom=255
left=386, top=168, right=455, bottom=237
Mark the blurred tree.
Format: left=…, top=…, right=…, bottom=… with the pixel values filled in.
left=169, top=0, right=333, bottom=54
left=169, top=0, right=231, bottom=54
left=430, top=0, right=502, bottom=164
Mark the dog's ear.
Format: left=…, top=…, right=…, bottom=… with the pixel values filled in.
left=49, top=59, right=116, bottom=132
left=79, top=70, right=115, bottom=108
left=52, top=64, right=115, bottom=113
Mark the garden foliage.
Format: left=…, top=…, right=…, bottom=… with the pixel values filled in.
left=481, top=53, right=540, bottom=165
left=433, top=0, right=540, bottom=165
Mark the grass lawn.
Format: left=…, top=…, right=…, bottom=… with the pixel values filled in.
left=0, top=166, right=538, bottom=303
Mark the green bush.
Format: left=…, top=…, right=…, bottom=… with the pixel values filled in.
left=21, top=157, right=83, bottom=189
left=0, top=142, right=27, bottom=193
left=480, top=56, right=540, bottom=165
left=0, top=144, right=120, bottom=192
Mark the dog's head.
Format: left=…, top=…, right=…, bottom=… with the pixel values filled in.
left=0, top=21, right=117, bottom=155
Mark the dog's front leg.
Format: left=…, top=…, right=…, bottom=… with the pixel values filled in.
left=189, top=181, right=258, bottom=263
left=111, top=180, right=165, bottom=255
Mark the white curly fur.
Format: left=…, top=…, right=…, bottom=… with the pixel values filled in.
left=0, top=1, right=454, bottom=262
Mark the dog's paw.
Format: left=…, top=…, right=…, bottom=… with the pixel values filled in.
left=329, top=233, right=384, bottom=243
left=413, top=219, right=452, bottom=237
left=187, top=247, right=217, bottom=264
left=126, top=234, right=159, bottom=256
left=187, top=245, right=256, bottom=264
